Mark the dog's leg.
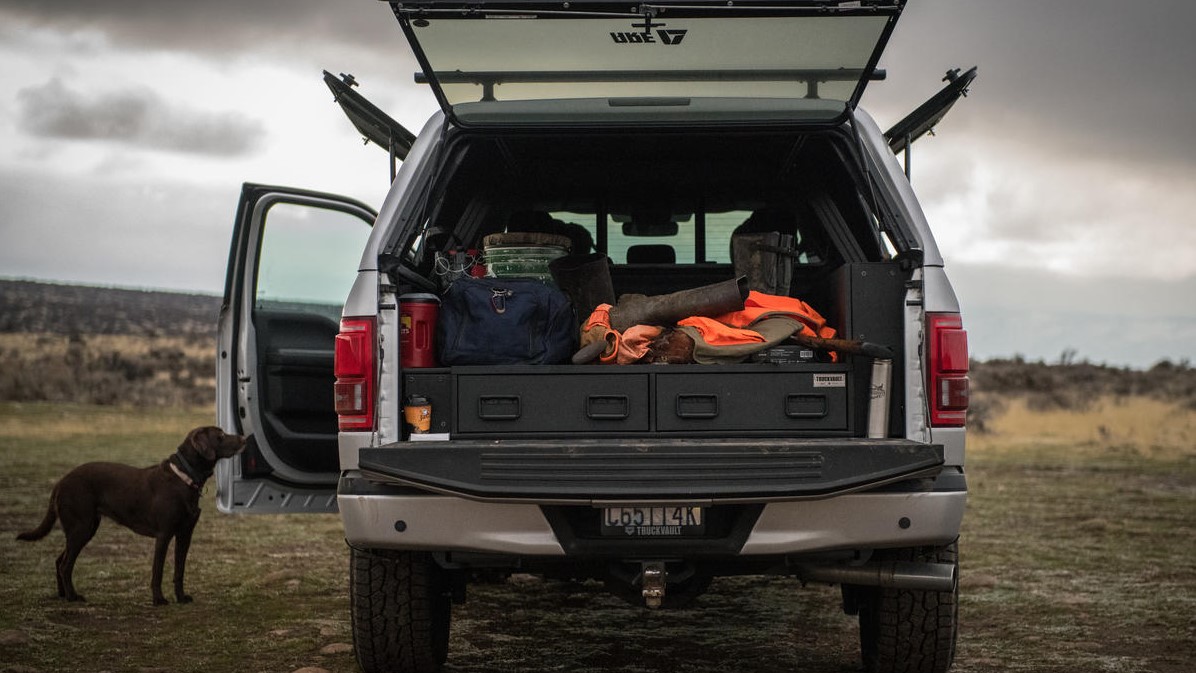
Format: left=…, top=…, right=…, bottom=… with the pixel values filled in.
left=172, top=522, right=196, bottom=604
left=151, top=533, right=172, bottom=606
left=55, top=549, right=68, bottom=598
left=59, top=515, right=99, bottom=602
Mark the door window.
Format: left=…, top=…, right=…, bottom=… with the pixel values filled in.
left=255, top=201, right=373, bottom=317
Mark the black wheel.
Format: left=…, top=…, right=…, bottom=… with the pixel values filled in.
left=350, top=547, right=451, bottom=673
left=857, top=541, right=958, bottom=673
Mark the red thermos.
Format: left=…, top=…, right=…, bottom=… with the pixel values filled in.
left=399, top=293, right=439, bottom=368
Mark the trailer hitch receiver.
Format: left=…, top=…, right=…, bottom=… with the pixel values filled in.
left=641, top=561, right=666, bottom=609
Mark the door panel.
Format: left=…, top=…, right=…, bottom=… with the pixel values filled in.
left=256, top=309, right=341, bottom=473
left=216, top=183, right=376, bottom=513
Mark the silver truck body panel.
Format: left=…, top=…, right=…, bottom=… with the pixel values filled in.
left=340, top=492, right=566, bottom=555
left=339, top=489, right=965, bottom=557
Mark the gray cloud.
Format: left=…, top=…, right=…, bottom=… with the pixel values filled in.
left=16, top=78, right=264, bottom=157
left=6, top=0, right=1190, bottom=170
left=868, top=0, right=1196, bottom=171
left=0, top=0, right=401, bottom=66
left=0, top=169, right=238, bottom=293
left=949, top=263, right=1196, bottom=368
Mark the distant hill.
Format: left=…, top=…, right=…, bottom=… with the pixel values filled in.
left=0, top=279, right=221, bottom=339
left=1, top=279, right=1192, bottom=414
left=0, top=280, right=221, bottom=407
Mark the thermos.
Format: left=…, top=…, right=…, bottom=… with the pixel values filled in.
left=399, top=293, right=439, bottom=368
left=404, top=395, right=432, bottom=434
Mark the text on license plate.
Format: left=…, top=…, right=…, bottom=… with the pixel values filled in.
left=600, top=506, right=704, bottom=537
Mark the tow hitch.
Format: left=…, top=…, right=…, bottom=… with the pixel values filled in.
left=641, top=561, right=666, bottom=609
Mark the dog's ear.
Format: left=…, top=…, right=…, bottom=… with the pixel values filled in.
left=186, top=427, right=219, bottom=461
left=179, top=427, right=201, bottom=455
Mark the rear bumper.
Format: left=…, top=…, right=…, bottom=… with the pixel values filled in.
left=357, top=438, right=944, bottom=503
left=338, top=472, right=966, bottom=557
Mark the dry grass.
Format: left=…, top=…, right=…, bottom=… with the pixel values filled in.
left=1, top=400, right=1194, bottom=673
left=0, top=402, right=215, bottom=440
left=0, top=403, right=353, bottom=673
left=971, top=395, right=1196, bottom=460
left=0, top=332, right=210, bottom=356
left=0, top=333, right=214, bottom=407
left=959, top=395, right=1196, bottom=673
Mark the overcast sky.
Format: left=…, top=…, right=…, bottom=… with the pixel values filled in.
left=0, top=0, right=1193, bottom=368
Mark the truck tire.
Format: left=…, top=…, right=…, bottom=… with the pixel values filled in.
left=857, top=541, right=958, bottom=673
left=350, top=547, right=451, bottom=673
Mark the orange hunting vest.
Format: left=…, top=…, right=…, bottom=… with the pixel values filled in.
left=678, top=291, right=836, bottom=342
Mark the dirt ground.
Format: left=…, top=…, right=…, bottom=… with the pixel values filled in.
left=1, top=400, right=1194, bottom=673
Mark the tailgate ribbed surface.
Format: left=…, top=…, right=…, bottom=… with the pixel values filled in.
left=359, top=439, right=942, bottom=502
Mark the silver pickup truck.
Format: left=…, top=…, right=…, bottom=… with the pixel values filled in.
left=216, top=1, right=973, bottom=671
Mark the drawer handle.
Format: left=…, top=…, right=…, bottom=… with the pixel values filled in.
left=478, top=395, right=521, bottom=421
left=785, top=393, right=828, bottom=419
left=676, top=394, right=718, bottom=419
left=587, top=395, right=629, bottom=420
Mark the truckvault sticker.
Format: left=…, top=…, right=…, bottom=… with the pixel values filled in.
left=813, top=373, right=847, bottom=388
left=611, top=17, right=687, bottom=45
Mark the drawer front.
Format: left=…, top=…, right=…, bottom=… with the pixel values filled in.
left=457, top=374, right=650, bottom=434
left=656, top=372, right=848, bottom=432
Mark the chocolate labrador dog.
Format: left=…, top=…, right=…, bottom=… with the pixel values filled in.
left=16, top=426, right=249, bottom=605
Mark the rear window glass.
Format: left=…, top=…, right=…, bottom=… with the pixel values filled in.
left=704, top=211, right=752, bottom=264
left=607, top=214, right=695, bottom=264
left=508, top=209, right=832, bottom=265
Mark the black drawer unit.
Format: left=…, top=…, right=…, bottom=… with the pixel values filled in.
left=406, top=364, right=857, bottom=439
left=456, top=372, right=651, bottom=434
left=655, top=369, right=849, bottom=432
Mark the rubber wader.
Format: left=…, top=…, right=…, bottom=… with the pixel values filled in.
left=549, top=252, right=616, bottom=322
left=608, top=276, right=749, bottom=333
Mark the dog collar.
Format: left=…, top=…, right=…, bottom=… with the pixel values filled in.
left=169, top=451, right=211, bottom=491
left=169, top=461, right=201, bottom=490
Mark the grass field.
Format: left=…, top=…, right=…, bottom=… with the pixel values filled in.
left=1, top=400, right=1194, bottom=673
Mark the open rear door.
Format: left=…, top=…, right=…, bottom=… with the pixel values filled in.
left=216, top=183, right=376, bottom=513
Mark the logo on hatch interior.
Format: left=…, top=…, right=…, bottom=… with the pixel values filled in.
left=611, top=17, right=687, bottom=45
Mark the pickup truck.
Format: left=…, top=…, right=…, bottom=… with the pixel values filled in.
left=215, top=1, right=973, bottom=671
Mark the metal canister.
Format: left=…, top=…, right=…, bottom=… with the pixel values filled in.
left=867, top=358, right=893, bottom=439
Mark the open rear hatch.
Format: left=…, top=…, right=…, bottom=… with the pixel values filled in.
left=390, top=0, right=907, bottom=125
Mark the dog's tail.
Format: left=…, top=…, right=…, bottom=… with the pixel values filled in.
left=16, top=492, right=57, bottom=542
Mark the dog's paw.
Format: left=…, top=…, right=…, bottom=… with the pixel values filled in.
left=66, top=593, right=86, bottom=603
left=153, top=596, right=169, bottom=606
left=177, top=594, right=193, bottom=605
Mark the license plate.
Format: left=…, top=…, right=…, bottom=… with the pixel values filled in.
left=600, top=506, right=704, bottom=537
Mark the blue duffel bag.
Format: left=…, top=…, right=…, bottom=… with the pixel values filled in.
left=437, top=277, right=577, bottom=365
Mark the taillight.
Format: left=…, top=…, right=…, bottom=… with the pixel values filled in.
left=334, top=317, right=376, bottom=431
left=927, top=312, right=969, bottom=427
